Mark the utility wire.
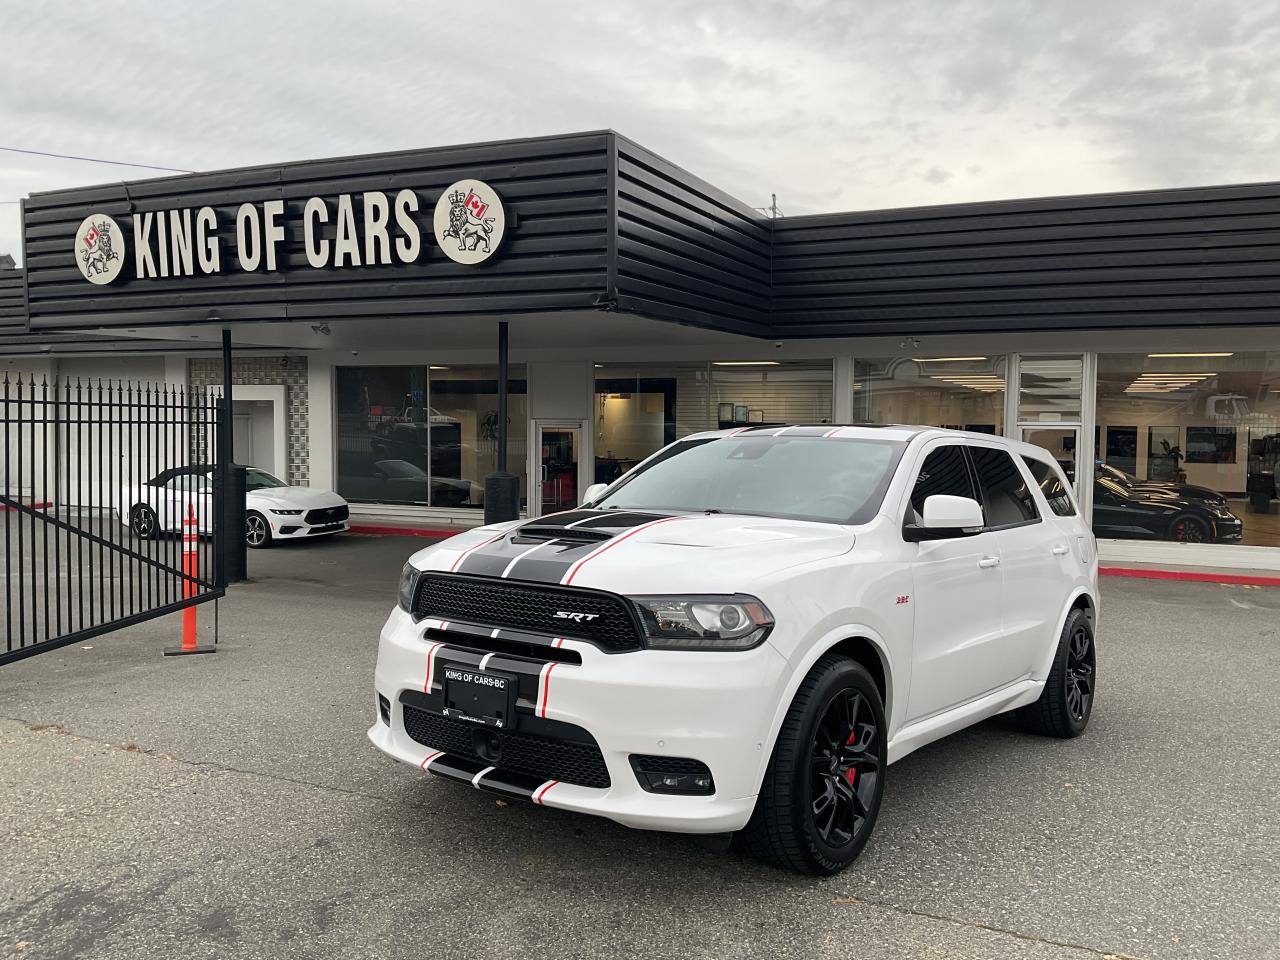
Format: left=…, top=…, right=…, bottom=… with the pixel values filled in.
left=0, top=145, right=194, bottom=174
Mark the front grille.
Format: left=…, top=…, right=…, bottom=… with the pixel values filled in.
left=413, top=573, right=643, bottom=652
left=305, top=505, right=349, bottom=525
left=402, top=704, right=611, bottom=789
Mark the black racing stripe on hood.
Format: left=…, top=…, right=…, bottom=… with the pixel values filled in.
left=450, top=510, right=673, bottom=583
left=455, top=534, right=600, bottom=582
left=572, top=510, right=672, bottom=530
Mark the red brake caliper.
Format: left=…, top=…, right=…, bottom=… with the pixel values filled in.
left=844, top=729, right=858, bottom=785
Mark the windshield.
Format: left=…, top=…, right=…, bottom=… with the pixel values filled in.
left=594, top=435, right=906, bottom=524
left=1098, top=462, right=1139, bottom=486
left=246, top=469, right=288, bottom=489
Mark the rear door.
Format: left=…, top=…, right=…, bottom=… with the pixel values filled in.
left=968, top=445, right=1059, bottom=683
left=904, top=443, right=1006, bottom=722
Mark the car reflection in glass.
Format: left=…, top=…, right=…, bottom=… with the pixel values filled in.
left=1089, top=462, right=1242, bottom=543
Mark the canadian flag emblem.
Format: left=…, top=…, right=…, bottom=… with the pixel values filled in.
left=83, top=225, right=100, bottom=248
left=463, top=191, right=489, bottom=220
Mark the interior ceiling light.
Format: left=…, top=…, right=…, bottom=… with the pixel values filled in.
left=429, top=365, right=448, bottom=370
left=912, top=356, right=988, bottom=362
left=1147, top=352, right=1233, bottom=358
left=712, top=361, right=781, bottom=366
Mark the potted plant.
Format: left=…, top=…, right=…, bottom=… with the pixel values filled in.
left=1160, top=439, right=1187, bottom=483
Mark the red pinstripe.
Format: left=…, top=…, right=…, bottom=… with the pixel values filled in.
left=534, top=780, right=559, bottom=804
left=423, top=641, right=444, bottom=692
left=537, top=662, right=559, bottom=718
left=448, top=529, right=509, bottom=572
left=561, top=516, right=686, bottom=585
left=419, top=750, right=444, bottom=771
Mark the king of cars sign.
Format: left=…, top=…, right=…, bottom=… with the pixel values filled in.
left=70, top=180, right=507, bottom=284
left=74, top=214, right=126, bottom=285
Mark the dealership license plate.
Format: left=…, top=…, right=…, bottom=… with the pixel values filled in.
left=442, top=667, right=515, bottom=729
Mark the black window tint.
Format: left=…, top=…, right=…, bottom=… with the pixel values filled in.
left=970, top=447, right=1039, bottom=526
left=909, top=446, right=977, bottom=520
left=1022, top=457, right=1076, bottom=517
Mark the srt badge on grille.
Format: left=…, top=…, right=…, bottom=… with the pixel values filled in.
left=554, top=611, right=600, bottom=623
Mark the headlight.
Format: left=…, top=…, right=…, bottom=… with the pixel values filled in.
left=270, top=508, right=303, bottom=516
left=397, top=562, right=420, bottom=614
left=631, top=595, right=773, bottom=651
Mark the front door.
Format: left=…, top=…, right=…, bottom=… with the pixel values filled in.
left=904, top=443, right=1007, bottom=722
left=529, top=421, right=584, bottom=518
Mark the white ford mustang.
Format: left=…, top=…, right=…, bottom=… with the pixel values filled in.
left=121, top=466, right=350, bottom=548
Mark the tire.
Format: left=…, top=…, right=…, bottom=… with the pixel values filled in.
left=129, top=503, right=159, bottom=541
left=740, top=656, right=886, bottom=875
left=1018, top=608, right=1096, bottom=738
left=1167, top=514, right=1209, bottom=543
left=245, top=511, right=272, bottom=549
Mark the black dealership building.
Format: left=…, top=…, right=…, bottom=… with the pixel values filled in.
left=4, top=130, right=1280, bottom=567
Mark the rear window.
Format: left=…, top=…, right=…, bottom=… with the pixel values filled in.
left=969, top=447, right=1039, bottom=527
left=594, top=435, right=907, bottom=524
left=1022, top=456, right=1077, bottom=517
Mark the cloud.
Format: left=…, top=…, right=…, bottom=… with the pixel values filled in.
left=2, top=0, right=1280, bottom=262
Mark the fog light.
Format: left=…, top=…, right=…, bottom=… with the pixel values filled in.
left=629, top=754, right=714, bottom=795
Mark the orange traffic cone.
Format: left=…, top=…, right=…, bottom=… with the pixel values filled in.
left=164, top=502, right=216, bottom=656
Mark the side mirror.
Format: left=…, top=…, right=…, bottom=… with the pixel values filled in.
left=581, top=482, right=608, bottom=506
left=904, top=494, right=985, bottom=542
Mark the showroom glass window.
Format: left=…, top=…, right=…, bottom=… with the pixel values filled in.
left=854, top=357, right=1006, bottom=434
left=335, top=365, right=528, bottom=509
left=1095, top=351, right=1280, bottom=547
left=592, top=361, right=833, bottom=485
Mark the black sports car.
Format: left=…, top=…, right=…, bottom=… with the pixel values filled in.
left=1090, top=469, right=1242, bottom=544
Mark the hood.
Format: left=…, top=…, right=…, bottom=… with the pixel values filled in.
left=247, top=485, right=346, bottom=510
left=1129, top=480, right=1224, bottom=502
left=428, top=508, right=856, bottom=594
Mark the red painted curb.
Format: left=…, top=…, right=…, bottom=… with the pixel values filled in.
left=3, top=501, right=52, bottom=513
left=348, top=524, right=463, bottom=539
left=1099, top=566, right=1280, bottom=588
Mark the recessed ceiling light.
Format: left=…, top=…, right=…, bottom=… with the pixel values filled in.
left=429, top=365, right=448, bottom=370
left=912, top=356, right=988, bottom=362
left=712, top=361, right=781, bottom=366
left=1147, top=352, right=1233, bottom=358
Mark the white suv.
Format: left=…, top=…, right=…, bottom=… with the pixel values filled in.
left=369, top=425, right=1098, bottom=874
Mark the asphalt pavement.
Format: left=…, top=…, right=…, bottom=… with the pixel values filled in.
left=1, top=532, right=1277, bottom=960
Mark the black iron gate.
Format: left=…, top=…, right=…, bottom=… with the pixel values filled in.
left=1, top=375, right=226, bottom=665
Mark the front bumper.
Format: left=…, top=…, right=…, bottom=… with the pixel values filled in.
left=369, top=605, right=790, bottom=834
left=271, top=519, right=349, bottom=540
left=1211, top=516, right=1244, bottom=542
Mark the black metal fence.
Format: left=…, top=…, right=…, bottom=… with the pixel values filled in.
left=1, top=376, right=225, bottom=665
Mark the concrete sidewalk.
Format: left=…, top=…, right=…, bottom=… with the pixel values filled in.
left=1, top=532, right=1278, bottom=960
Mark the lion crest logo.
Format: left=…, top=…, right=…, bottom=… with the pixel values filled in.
left=74, top=214, right=126, bottom=285
left=433, top=180, right=506, bottom=265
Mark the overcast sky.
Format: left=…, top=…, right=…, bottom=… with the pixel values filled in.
left=3, top=0, right=1280, bottom=263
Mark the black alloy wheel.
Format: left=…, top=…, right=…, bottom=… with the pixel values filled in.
left=1019, top=607, right=1096, bottom=738
left=740, top=656, right=887, bottom=875
left=1064, top=620, right=1095, bottom=724
left=809, top=688, right=882, bottom=849
left=1169, top=515, right=1209, bottom=543
left=245, top=511, right=272, bottom=549
left=130, top=504, right=158, bottom=540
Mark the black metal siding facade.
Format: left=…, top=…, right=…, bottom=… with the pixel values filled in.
left=0, top=269, right=24, bottom=331
left=15, top=129, right=1280, bottom=341
left=611, top=136, right=772, bottom=336
left=23, top=133, right=612, bottom=331
left=770, top=182, right=1280, bottom=337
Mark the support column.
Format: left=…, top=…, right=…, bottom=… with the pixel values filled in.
left=484, top=321, right=519, bottom=524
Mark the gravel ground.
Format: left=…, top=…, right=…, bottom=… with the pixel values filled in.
left=1, top=532, right=1277, bottom=960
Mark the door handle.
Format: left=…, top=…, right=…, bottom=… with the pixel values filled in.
left=978, top=556, right=1000, bottom=568
left=1051, top=544, right=1069, bottom=555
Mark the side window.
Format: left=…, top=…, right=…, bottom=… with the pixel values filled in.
left=1022, top=456, right=1076, bottom=517
left=909, top=445, right=977, bottom=521
left=969, top=447, right=1039, bottom=527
